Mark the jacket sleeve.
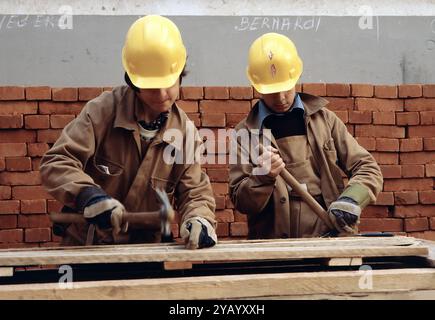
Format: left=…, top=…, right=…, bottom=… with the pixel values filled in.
left=39, top=102, right=103, bottom=210
left=229, top=128, right=276, bottom=215
left=327, top=110, right=383, bottom=208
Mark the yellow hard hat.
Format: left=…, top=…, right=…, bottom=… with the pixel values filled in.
left=122, top=15, right=187, bottom=89
left=247, top=33, right=303, bottom=94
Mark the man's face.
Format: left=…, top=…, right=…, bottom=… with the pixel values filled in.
left=136, top=79, right=180, bottom=115
left=260, top=87, right=296, bottom=113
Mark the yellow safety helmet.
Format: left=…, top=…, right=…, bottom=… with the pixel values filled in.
left=122, top=15, right=187, bottom=89
left=247, top=33, right=303, bottom=94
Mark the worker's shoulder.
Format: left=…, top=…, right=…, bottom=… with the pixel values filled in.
left=82, top=85, right=129, bottom=118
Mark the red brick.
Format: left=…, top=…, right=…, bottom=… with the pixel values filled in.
left=431, top=217, right=435, bottom=229
left=226, top=113, right=247, bottom=128
left=400, top=138, right=423, bottom=152
left=401, top=164, right=425, bottom=178
left=186, top=113, right=200, bottom=127
left=0, top=215, right=17, bottom=228
left=229, top=87, right=253, bottom=100
left=303, top=83, right=326, bottom=96
left=31, top=158, right=41, bottom=171
left=12, top=186, right=52, bottom=200
left=21, top=199, right=47, bottom=214
left=204, top=87, right=229, bottom=99
left=396, top=112, right=420, bottom=126
left=214, top=195, right=226, bottom=210
left=404, top=98, right=435, bottom=111
left=0, top=200, right=20, bottom=214
left=351, top=84, right=373, bottom=97
left=0, top=186, right=11, bottom=200
left=374, top=192, right=394, bottom=206
left=420, top=111, right=435, bottom=125
left=422, top=85, right=435, bottom=98
left=398, top=84, right=422, bottom=98
left=201, top=113, right=226, bottom=128
left=333, top=111, right=348, bottom=123
left=395, top=205, right=434, bottom=218
left=324, top=98, right=354, bottom=111
left=326, top=83, right=350, bottom=97
left=27, top=143, right=49, bottom=157
left=0, top=143, right=26, bottom=157
left=355, top=98, right=403, bottom=112
left=295, top=84, right=302, bottom=92
left=362, top=205, right=389, bottom=217
left=372, top=112, right=395, bottom=125
left=379, top=165, right=401, bottom=178
left=52, top=88, right=78, bottom=102
left=384, top=178, right=433, bottom=191
left=405, top=217, right=429, bottom=232
left=207, top=169, right=229, bottom=182
left=39, top=102, right=84, bottom=115
left=78, top=87, right=103, bottom=101
left=423, top=138, right=435, bottom=152
left=371, top=152, right=398, bottom=165
left=216, top=222, right=229, bottom=237
left=359, top=218, right=403, bottom=232
left=24, top=115, right=49, bottom=129
left=5, top=157, right=31, bottom=171
left=234, top=210, right=247, bottom=222
left=199, top=100, right=250, bottom=114
left=394, top=191, right=419, bottom=205
left=400, top=152, right=435, bottom=164
left=25, top=86, right=51, bottom=100
left=355, top=137, right=376, bottom=151
left=180, top=87, right=203, bottom=100
left=0, top=86, right=25, bottom=100
left=355, top=125, right=405, bottom=138
left=376, top=138, right=399, bottom=152
left=230, top=222, right=248, bottom=237
left=25, top=227, right=51, bottom=242
left=0, top=171, right=41, bottom=186
left=211, top=183, right=228, bottom=195
left=226, top=196, right=234, bottom=209
left=0, top=158, right=4, bottom=171
left=0, top=115, right=23, bottom=128
left=0, top=130, right=36, bottom=143
left=426, top=164, right=435, bottom=177
left=419, top=191, right=435, bottom=204
left=50, top=115, right=74, bottom=128
left=408, top=125, right=435, bottom=138
left=37, top=129, right=62, bottom=143
left=0, top=229, right=23, bottom=243
left=348, top=111, right=371, bottom=124
left=0, top=101, right=37, bottom=115
left=47, top=199, right=63, bottom=213
left=374, top=85, right=398, bottom=98
left=18, top=214, right=51, bottom=228
left=176, top=100, right=198, bottom=113
left=215, top=209, right=234, bottom=222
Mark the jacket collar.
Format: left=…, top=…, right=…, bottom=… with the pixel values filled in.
left=245, top=92, right=330, bottom=131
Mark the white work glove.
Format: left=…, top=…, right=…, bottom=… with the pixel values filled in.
left=327, top=197, right=361, bottom=234
left=180, top=217, right=217, bottom=250
left=83, top=197, right=128, bottom=235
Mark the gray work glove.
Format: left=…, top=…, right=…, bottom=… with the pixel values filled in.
left=327, top=197, right=361, bottom=234
left=83, top=196, right=128, bottom=235
left=180, top=217, right=217, bottom=250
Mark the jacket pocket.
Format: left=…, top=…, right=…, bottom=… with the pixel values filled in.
left=285, top=160, right=322, bottom=196
left=93, top=156, right=124, bottom=177
left=323, top=138, right=345, bottom=190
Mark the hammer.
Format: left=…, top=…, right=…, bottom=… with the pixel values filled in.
left=49, top=188, right=175, bottom=239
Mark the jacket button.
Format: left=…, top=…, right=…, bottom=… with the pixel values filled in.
left=280, top=197, right=286, bottom=203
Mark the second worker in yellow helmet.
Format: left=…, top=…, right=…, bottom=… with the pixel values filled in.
left=229, top=33, right=383, bottom=239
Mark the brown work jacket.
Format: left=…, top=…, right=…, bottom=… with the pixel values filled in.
left=40, top=85, right=216, bottom=245
left=229, top=93, right=383, bottom=239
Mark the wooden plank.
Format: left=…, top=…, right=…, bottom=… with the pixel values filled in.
left=325, top=257, right=363, bottom=267
left=0, top=268, right=434, bottom=299
left=163, top=261, right=193, bottom=270
left=0, top=237, right=428, bottom=267
left=0, top=267, right=13, bottom=277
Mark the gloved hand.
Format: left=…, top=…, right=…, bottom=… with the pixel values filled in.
left=180, top=217, right=217, bottom=250
left=83, top=196, right=128, bottom=235
left=327, top=197, right=361, bottom=234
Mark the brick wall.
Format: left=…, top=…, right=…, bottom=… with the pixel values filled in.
left=0, top=84, right=434, bottom=248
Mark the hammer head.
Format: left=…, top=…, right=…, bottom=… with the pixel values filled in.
left=154, top=188, right=175, bottom=237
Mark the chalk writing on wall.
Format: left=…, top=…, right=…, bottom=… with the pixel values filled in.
left=0, top=14, right=73, bottom=31
left=235, top=16, right=321, bottom=32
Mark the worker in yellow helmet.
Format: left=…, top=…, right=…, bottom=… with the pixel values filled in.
left=40, top=15, right=217, bottom=249
left=229, top=33, right=383, bottom=238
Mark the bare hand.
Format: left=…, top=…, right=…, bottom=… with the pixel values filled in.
left=257, top=146, right=285, bottom=178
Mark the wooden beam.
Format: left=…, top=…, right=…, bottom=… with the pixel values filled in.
left=163, top=261, right=193, bottom=270
left=0, top=268, right=434, bottom=299
left=0, top=237, right=427, bottom=267
left=0, top=267, right=13, bottom=277
left=325, top=257, right=363, bottom=267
